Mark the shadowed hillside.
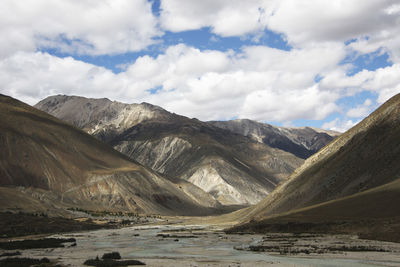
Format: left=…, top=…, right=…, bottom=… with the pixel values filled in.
left=227, top=93, right=400, bottom=241
left=0, top=94, right=226, bottom=216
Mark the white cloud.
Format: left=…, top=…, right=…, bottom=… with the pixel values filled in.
left=240, top=85, right=339, bottom=121
left=321, top=64, right=400, bottom=104
left=322, top=118, right=359, bottom=132
left=0, top=51, right=135, bottom=104
left=160, top=0, right=400, bottom=61
left=1, top=0, right=399, bottom=125
left=236, top=43, right=346, bottom=74
left=0, top=43, right=347, bottom=122
left=159, top=0, right=400, bottom=113
left=125, top=43, right=346, bottom=121
left=160, top=0, right=269, bottom=37
left=361, top=64, right=400, bottom=103
left=266, top=0, right=398, bottom=44
left=346, top=98, right=373, bottom=118
left=0, top=0, right=161, bottom=58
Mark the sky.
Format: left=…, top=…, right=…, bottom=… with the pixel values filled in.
left=1, top=0, right=399, bottom=132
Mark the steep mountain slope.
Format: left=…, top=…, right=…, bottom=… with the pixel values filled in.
left=209, top=119, right=339, bottom=159
left=0, top=94, right=222, bottom=216
left=228, top=178, right=400, bottom=242
left=231, top=92, right=400, bottom=225
left=35, top=95, right=303, bottom=206
left=111, top=119, right=303, bottom=205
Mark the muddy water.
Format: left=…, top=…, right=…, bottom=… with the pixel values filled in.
left=19, top=225, right=400, bottom=266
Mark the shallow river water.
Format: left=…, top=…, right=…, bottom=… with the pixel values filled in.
left=21, top=224, right=400, bottom=267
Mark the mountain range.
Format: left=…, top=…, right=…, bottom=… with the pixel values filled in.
left=0, top=94, right=225, bottom=216
left=2, top=91, right=399, bottom=243
left=35, top=95, right=337, bottom=206
left=209, top=119, right=339, bottom=159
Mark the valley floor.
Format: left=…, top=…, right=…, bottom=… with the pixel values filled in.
left=1, top=220, right=400, bottom=267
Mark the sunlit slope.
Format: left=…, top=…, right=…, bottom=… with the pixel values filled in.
left=0, top=94, right=222, bottom=215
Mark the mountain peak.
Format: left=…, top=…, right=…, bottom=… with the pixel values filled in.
left=38, top=94, right=112, bottom=104
left=34, top=95, right=174, bottom=139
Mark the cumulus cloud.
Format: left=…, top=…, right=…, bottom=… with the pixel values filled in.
left=123, top=43, right=345, bottom=121
left=160, top=0, right=400, bottom=60
left=0, top=52, right=124, bottom=104
left=346, top=99, right=373, bottom=118
left=1, top=0, right=399, bottom=126
left=160, top=0, right=269, bottom=37
left=321, top=63, right=400, bottom=104
left=240, top=85, right=339, bottom=121
left=158, top=0, right=400, bottom=122
left=2, top=41, right=397, bottom=123
left=159, top=0, right=400, bottom=80
left=266, top=0, right=398, bottom=44
left=0, top=0, right=161, bottom=58
left=0, top=43, right=346, bottom=122
left=322, top=118, right=359, bottom=132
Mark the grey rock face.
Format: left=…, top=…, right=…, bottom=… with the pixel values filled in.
left=209, top=119, right=339, bottom=159
left=35, top=95, right=304, bottom=206
left=35, top=95, right=173, bottom=141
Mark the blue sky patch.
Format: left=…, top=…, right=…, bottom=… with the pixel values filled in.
left=342, top=48, right=392, bottom=76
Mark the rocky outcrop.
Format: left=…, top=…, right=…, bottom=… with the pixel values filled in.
left=116, top=136, right=193, bottom=174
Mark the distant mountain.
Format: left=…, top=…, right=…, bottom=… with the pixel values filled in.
left=34, top=95, right=173, bottom=142
left=0, top=94, right=224, bottom=216
left=228, top=93, right=400, bottom=242
left=209, top=119, right=339, bottom=159
left=35, top=95, right=303, bottom=206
